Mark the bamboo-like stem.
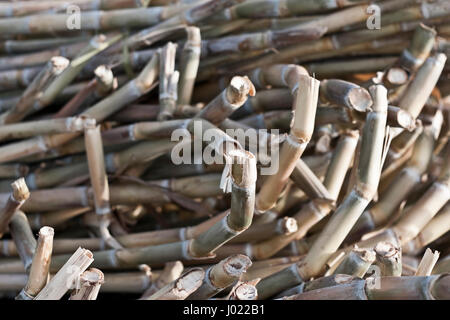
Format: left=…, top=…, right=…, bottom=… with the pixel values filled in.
left=415, top=248, right=440, bottom=277
left=374, top=241, right=402, bottom=276
left=195, top=76, right=255, bottom=125
left=178, top=27, right=201, bottom=106
left=393, top=148, right=450, bottom=245
left=288, top=130, right=359, bottom=241
left=16, top=226, right=54, bottom=300
left=0, top=0, right=146, bottom=18
left=0, top=57, right=69, bottom=124
left=146, top=268, right=205, bottom=300
left=433, top=255, right=450, bottom=275
left=202, top=26, right=326, bottom=56
left=398, top=53, right=447, bottom=119
left=125, top=0, right=244, bottom=50
left=290, top=159, right=333, bottom=202
left=84, top=122, right=122, bottom=250
left=275, top=274, right=357, bottom=299
left=69, top=268, right=104, bottom=300
left=383, top=23, right=436, bottom=88
left=35, top=247, right=93, bottom=300
left=230, top=216, right=297, bottom=244
left=0, top=116, right=91, bottom=142
left=403, top=203, right=450, bottom=255
left=0, top=51, right=159, bottom=164
left=0, top=6, right=187, bottom=35
left=0, top=178, right=30, bottom=236
left=189, top=254, right=252, bottom=299
left=333, top=247, right=375, bottom=278
left=299, top=85, right=388, bottom=278
left=141, top=261, right=183, bottom=298
left=319, top=79, right=372, bottom=112
left=210, top=0, right=370, bottom=20
left=0, top=36, right=89, bottom=55
left=2, top=34, right=121, bottom=124
left=0, top=164, right=28, bottom=179
left=255, top=66, right=319, bottom=212
left=282, top=274, right=450, bottom=300
left=50, top=151, right=255, bottom=269
left=188, top=150, right=256, bottom=257
left=53, top=65, right=116, bottom=119
left=256, top=85, right=387, bottom=299
left=9, top=211, right=37, bottom=275
left=84, top=123, right=110, bottom=216
left=158, top=42, right=179, bottom=121
left=228, top=279, right=258, bottom=300
left=348, top=115, right=441, bottom=242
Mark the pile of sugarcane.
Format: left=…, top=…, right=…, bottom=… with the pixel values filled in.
left=0, top=0, right=448, bottom=300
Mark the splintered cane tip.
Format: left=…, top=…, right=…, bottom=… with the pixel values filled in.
left=50, top=56, right=70, bottom=71
left=39, top=226, right=55, bottom=238
left=11, top=178, right=29, bottom=202
left=229, top=150, right=257, bottom=188
left=347, top=87, right=373, bottom=112
left=374, top=241, right=399, bottom=258
left=233, top=282, right=258, bottom=300
left=352, top=247, right=376, bottom=263
left=81, top=268, right=105, bottom=285
left=281, top=217, right=298, bottom=235
left=223, top=254, right=252, bottom=277
left=94, top=65, right=114, bottom=84
left=229, top=76, right=256, bottom=103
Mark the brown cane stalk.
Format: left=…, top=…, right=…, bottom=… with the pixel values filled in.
left=16, top=226, right=54, bottom=300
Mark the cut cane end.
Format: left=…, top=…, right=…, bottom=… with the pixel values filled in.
left=347, top=87, right=373, bottom=112
left=11, top=178, right=29, bottom=202
left=38, top=226, right=55, bottom=238
left=229, top=149, right=257, bottom=188
left=223, top=254, right=252, bottom=276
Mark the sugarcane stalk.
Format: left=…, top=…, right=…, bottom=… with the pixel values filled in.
left=256, top=85, right=387, bottom=298
left=16, top=226, right=54, bottom=300
left=53, top=65, right=116, bottom=118
left=69, top=268, right=104, bottom=300
left=0, top=178, right=30, bottom=237
left=255, top=66, right=319, bottom=212
left=0, top=6, right=187, bottom=35
left=9, top=211, right=37, bottom=274
left=145, top=268, right=204, bottom=300
left=374, top=241, right=402, bottom=276
left=0, top=116, right=91, bottom=142
left=393, top=147, right=450, bottom=245
left=194, top=75, right=255, bottom=125
left=403, top=203, right=450, bottom=255
left=398, top=53, right=447, bottom=119
left=0, top=56, right=69, bottom=124
left=84, top=122, right=123, bottom=250
left=290, top=159, right=333, bottom=202
left=348, top=114, right=441, bottom=242
left=383, top=23, right=436, bottom=88
left=0, top=51, right=159, bottom=163
left=188, top=254, right=252, bottom=299
left=415, top=248, right=440, bottom=277
left=158, top=42, right=179, bottom=121
left=178, top=26, right=201, bottom=106
left=281, top=274, right=450, bottom=300
left=333, top=247, right=375, bottom=278
left=34, top=247, right=93, bottom=300
left=319, top=79, right=372, bottom=112
left=0, top=0, right=147, bottom=18
left=228, top=279, right=258, bottom=300
left=141, top=261, right=183, bottom=298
